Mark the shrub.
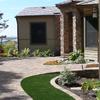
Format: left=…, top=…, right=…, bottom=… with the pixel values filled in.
left=81, top=80, right=95, bottom=93
left=58, top=67, right=77, bottom=85
left=32, top=49, right=42, bottom=57
left=96, top=90, right=100, bottom=100
left=41, top=49, right=54, bottom=57
left=3, top=41, right=16, bottom=55
left=8, top=48, right=19, bottom=57
left=82, top=80, right=100, bottom=93
left=32, top=49, right=54, bottom=57
left=67, top=50, right=85, bottom=64
left=0, top=44, right=4, bottom=56
left=20, top=48, right=30, bottom=57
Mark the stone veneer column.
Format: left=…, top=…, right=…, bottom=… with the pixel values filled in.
left=73, top=12, right=77, bottom=52
left=60, top=13, right=64, bottom=56
left=72, top=11, right=82, bottom=51
left=60, top=12, right=73, bottom=55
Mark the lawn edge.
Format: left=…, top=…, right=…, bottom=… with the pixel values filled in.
left=50, top=76, right=82, bottom=100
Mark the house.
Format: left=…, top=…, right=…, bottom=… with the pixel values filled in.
left=16, top=0, right=99, bottom=61
left=16, top=7, right=61, bottom=55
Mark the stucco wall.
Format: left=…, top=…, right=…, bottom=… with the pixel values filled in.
left=16, top=16, right=60, bottom=52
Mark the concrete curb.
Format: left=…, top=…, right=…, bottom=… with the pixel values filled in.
left=50, top=76, right=82, bottom=100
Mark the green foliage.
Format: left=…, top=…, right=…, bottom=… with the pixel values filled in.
left=0, top=44, right=4, bottom=56
left=20, top=48, right=30, bottom=57
left=0, top=44, right=4, bottom=53
left=58, top=67, right=77, bottom=85
left=3, top=41, right=16, bottom=56
left=21, top=73, right=74, bottom=100
left=8, top=48, right=19, bottom=57
left=82, top=80, right=100, bottom=93
left=96, top=90, right=100, bottom=100
left=67, top=50, right=85, bottom=64
left=41, top=49, right=54, bottom=57
left=32, top=49, right=54, bottom=57
left=32, top=49, right=42, bottom=57
left=0, top=13, right=8, bottom=31
left=82, top=80, right=95, bottom=92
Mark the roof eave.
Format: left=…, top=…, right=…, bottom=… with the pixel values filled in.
left=16, top=14, right=60, bottom=18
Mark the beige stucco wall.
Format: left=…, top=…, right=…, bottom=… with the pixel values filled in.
left=16, top=16, right=60, bottom=52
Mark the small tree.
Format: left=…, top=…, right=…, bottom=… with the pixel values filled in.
left=0, top=12, right=8, bottom=44
left=0, top=12, right=8, bottom=32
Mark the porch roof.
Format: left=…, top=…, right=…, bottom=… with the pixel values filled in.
left=16, top=7, right=61, bottom=17
left=56, top=0, right=98, bottom=6
left=56, top=0, right=81, bottom=6
left=77, top=0, right=99, bottom=5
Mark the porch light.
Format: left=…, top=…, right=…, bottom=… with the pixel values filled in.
left=93, top=5, right=98, bottom=18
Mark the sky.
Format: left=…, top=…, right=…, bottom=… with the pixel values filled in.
left=0, top=0, right=64, bottom=37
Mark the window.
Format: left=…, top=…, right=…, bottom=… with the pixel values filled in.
left=85, top=16, right=98, bottom=47
left=30, top=22, right=46, bottom=44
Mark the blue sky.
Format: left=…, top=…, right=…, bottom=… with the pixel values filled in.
left=0, top=0, right=64, bottom=37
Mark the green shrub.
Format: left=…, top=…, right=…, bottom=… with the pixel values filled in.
left=41, top=49, right=54, bottom=57
left=3, top=41, right=16, bottom=55
left=32, top=49, right=54, bottom=57
left=0, top=44, right=4, bottom=53
left=0, top=44, right=4, bottom=56
left=96, top=90, right=100, bottom=100
left=82, top=80, right=95, bottom=93
left=67, top=50, right=85, bottom=64
left=32, top=49, right=42, bottom=57
left=8, top=48, right=19, bottom=57
left=82, top=80, right=100, bottom=93
left=58, top=67, right=77, bottom=85
left=20, top=48, right=30, bottom=57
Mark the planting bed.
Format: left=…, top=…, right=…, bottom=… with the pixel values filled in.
left=55, top=70, right=100, bottom=100
left=56, top=77, right=97, bottom=100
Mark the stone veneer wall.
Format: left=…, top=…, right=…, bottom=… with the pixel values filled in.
left=57, top=5, right=83, bottom=56
left=60, top=12, right=64, bottom=55
left=73, top=10, right=83, bottom=51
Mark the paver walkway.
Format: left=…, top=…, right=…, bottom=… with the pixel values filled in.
left=0, top=57, right=83, bottom=100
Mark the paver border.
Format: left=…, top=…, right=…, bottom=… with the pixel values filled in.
left=50, top=76, right=82, bottom=100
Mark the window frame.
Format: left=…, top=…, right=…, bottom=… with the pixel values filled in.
left=30, top=22, right=47, bottom=45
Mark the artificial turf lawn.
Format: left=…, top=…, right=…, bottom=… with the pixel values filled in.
left=21, top=73, right=75, bottom=100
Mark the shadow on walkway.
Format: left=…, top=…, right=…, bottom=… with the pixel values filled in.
left=0, top=71, right=31, bottom=100
left=2, top=95, right=30, bottom=100
left=0, top=71, right=22, bottom=94
left=0, top=62, right=3, bottom=65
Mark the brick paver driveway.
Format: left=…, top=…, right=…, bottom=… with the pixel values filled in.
left=0, top=57, right=64, bottom=100
left=0, top=57, right=83, bottom=100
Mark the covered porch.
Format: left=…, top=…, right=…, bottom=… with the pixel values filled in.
left=56, top=0, right=98, bottom=61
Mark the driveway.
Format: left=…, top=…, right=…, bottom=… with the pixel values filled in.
left=0, top=57, right=83, bottom=100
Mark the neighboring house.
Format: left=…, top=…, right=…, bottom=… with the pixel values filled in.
left=16, top=7, right=61, bottom=55
left=16, top=0, right=99, bottom=61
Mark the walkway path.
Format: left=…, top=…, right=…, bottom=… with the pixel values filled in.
left=0, top=57, right=83, bottom=100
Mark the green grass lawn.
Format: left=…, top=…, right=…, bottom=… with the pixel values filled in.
left=21, top=73, right=75, bottom=100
